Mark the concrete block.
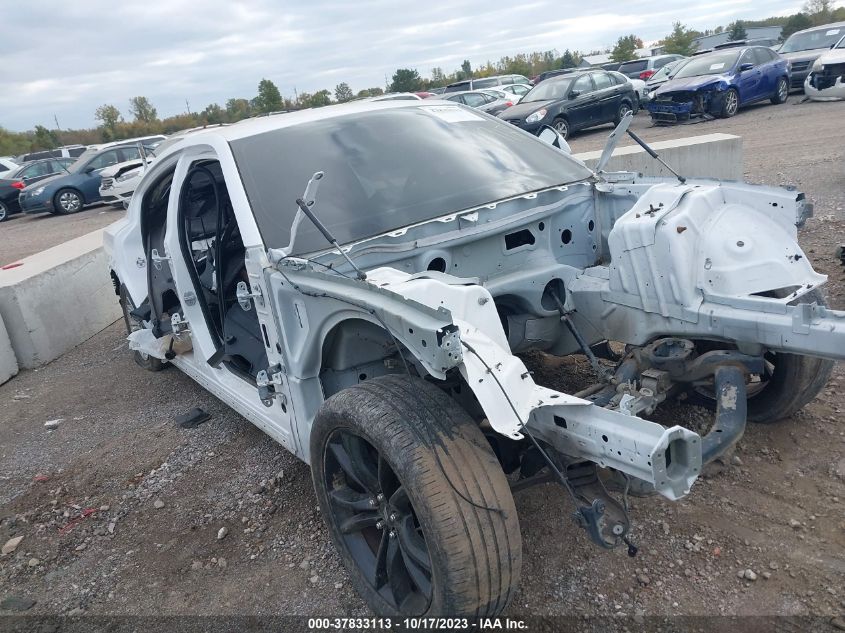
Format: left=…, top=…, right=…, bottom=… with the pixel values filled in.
left=0, top=311, right=17, bottom=384
left=574, top=132, right=743, bottom=180
left=0, top=228, right=121, bottom=369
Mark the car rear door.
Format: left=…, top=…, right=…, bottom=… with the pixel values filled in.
left=591, top=71, right=620, bottom=122
left=566, top=74, right=598, bottom=130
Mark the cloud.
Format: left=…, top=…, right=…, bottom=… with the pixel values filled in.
left=0, top=0, right=815, bottom=131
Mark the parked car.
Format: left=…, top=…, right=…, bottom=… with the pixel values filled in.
left=778, top=22, right=845, bottom=90
left=479, top=87, right=523, bottom=105
left=644, top=58, right=688, bottom=95
left=534, top=68, right=578, bottom=84
left=646, top=46, right=789, bottom=123
left=498, top=69, right=637, bottom=139
left=0, top=157, right=75, bottom=221
left=608, top=71, right=648, bottom=107
left=499, top=83, right=532, bottom=99
left=17, top=145, right=87, bottom=163
left=443, top=74, right=531, bottom=92
left=436, top=89, right=514, bottom=115
left=105, top=99, right=842, bottom=619
left=100, top=130, right=216, bottom=207
left=18, top=136, right=165, bottom=215
left=805, top=33, right=845, bottom=100
left=617, top=54, right=686, bottom=80
left=0, top=157, right=19, bottom=179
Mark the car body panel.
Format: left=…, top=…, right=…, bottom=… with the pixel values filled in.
left=804, top=40, right=845, bottom=100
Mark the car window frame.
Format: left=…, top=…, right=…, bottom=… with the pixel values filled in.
left=592, top=71, right=613, bottom=90
left=570, top=73, right=595, bottom=96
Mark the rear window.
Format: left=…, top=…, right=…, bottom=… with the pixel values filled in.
left=473, top=77, right=498, bottom=88
left=231, top=107, right=593, bottom=254
left=443, top=81, right=471, bottom=93
left=618, top=60, right=648, bottom=73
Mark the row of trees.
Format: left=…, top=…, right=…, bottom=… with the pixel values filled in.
left=3, top=1, right=843, bottom=156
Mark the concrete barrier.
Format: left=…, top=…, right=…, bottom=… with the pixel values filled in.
left=0, top=228, right=121, bottom=370
left=0, top=312, right=17, bottom=384
left=574, top=132, right=743, bottom=180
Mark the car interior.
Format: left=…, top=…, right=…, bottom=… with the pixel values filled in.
left=177, top=160, right=268, bottom=382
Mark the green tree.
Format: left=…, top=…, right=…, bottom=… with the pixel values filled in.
left=33, top=125, right=59, bottom=150
left=661, top=22, right=698, bottom=56
left=94, top=104, right=122, bottom=131
left=727, top=20, right=748, bottom=40
left=128, top=96, right=158, bottom=123
left=610, top=34, right=642, bottom=63
left=431, top=67, right=446, bottom=85
left=310, top=89, right=333, bottom=107
left=202, top=103, right=226, bottom=124
left=334, top=82, right=353, bottom=102
left=225, top=98, right=252, bottom=121
left=460, top=59, right=472, bottom=79
left=253, top=78, right=283, bottom=113
left=803, top=0, right=832, bottom=24
left=389, top=68, right=422, bottom=93
left=560, top=49, right=576, bottom=68
left=781, top=13, right=813, bottom=39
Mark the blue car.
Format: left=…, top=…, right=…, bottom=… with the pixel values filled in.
left=647, top=46, right=789, bottom=124
left=19, top=136, right=164, bottom=215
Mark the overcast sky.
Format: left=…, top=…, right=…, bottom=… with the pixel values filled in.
left=1, top=0, right=830, bottom=131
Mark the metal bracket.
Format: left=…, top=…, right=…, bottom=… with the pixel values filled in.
left=150, top=248, right=170, bottom=271
left=236, top=281, right=264, bottom=311
left=256, top=363, right=286, bottom=407
left=170, top=313, right=190, bottom=335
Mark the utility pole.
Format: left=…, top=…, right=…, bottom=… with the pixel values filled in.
left=185, top=99, right=192, bottom=114
left=53, top=114, right=62, bottom=131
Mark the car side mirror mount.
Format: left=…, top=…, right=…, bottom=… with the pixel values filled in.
left=740, top=63, right=754, bottom=72
left=537, top=125, right=572, bottom=153
left=569, top=89, right=581, bottom=98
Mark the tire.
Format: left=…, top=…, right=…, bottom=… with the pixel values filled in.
left=119, top=284, right=165, bottom=372
left=771, top=76, right=788, bottom=105
left=614, top=100, right=633, bottom=125
left=688, top=289, right=834, bottom=424
left=311, top=375, right=521, bottom=618
left=718, top=88, right=739, bottom=118
left=0, top=200, right=8, bottom=222
left=53, top=188, right=84, bottom=214
left=551, top=116, right=569, bottom=140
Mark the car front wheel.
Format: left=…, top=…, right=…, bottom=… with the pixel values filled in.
left=719, top=88, right=739, bottom=118
left=53, top=188, right=84, bottom=214
left=771, top=77, right=788, bottom=104
left=311, top=375, right=521, bottom=617
left=551, top=117, right=569, bottom=139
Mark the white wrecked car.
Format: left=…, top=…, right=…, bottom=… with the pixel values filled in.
left=104, top=101, right=844, bottom=618
left=805, top=34, right=845, bottom=100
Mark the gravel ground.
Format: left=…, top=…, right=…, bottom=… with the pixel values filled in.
left=0, top=203, right=123, bottom=267
left=0, top=97, right=843, bottom=625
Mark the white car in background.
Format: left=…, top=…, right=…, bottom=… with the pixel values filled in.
left=100, top=128, right=225, bottom=207
left=99, top=142, right=163, bottom=207
left=805, top=34, right=845, bottom=100
left=0, top=156, right=19, bottom=179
